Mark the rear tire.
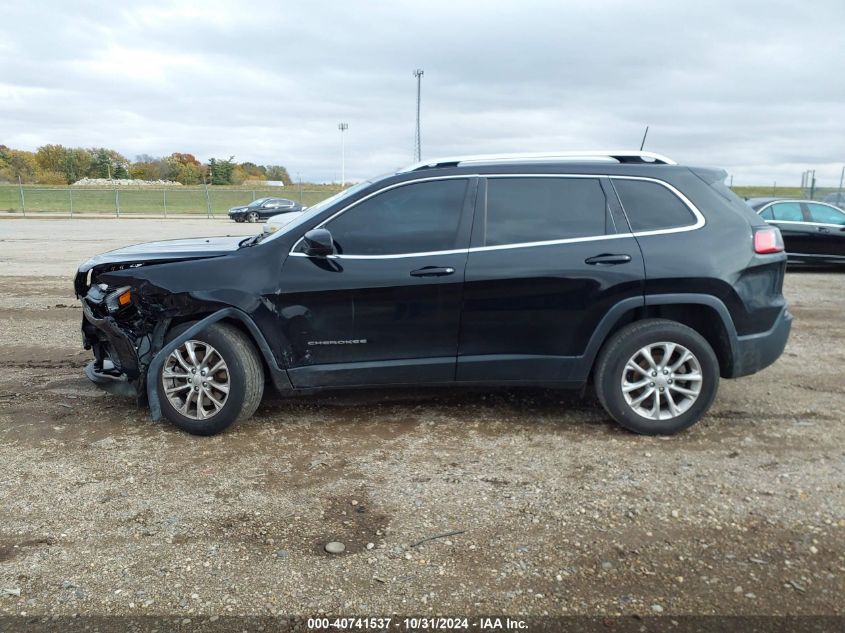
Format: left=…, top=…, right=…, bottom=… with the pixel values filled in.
left=158, top=322, right=264, bottom=435
left=594, top=319, right=719, bottom=435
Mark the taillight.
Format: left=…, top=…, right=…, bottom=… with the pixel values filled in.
left=754, top=227, right=784, bottom=254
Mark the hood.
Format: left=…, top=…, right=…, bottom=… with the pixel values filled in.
left=229, top=206, right=249, bottom=213
left=78, top=236, right=245, bottom=273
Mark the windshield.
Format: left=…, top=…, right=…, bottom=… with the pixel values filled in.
left=247, top=197, right=271, bottom=208
left=259, top=181, right=372, bottom=243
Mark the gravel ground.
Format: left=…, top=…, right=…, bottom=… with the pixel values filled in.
left=0, top=219, right=843, bottom=620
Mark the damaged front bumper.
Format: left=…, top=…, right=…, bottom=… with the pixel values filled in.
left=83, top=358, right=136, bottom=398
left=81, top=297, right=143, bottom=398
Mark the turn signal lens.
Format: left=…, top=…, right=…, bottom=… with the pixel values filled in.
left=754, top=227, right=784, bottom=254
left=105, top=286, right=132, bottom=313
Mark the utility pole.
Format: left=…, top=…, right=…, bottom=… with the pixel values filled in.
left=837, top=165, right=844, bottom=205
left=338, top=122, right=348, bottom=187
left=413, top=69, right=424, bottom=161
left=203, top=172, right=212, bottom=218
left=18, top=175, right=25, bottom=216
left=809, top=170, right=816, bottom=200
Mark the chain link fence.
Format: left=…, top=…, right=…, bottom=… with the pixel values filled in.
left=3, top=178, right=844, bottom=218
left=0, top=185, right=340, bottom=217
left=729, top=167, right=845, bottom=205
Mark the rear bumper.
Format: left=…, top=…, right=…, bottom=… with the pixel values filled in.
left=728, top=306, right=792, bottom=378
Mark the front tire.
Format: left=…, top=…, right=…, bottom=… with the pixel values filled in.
left=246, top=211, right=260, bottom=223
left=158, top=322, right=264, bottom=435
left=594, top=319, right=719, bottom=435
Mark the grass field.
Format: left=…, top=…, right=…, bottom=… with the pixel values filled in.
left=731, top=186, right=805, bottom=199
left=0, top=184, right=340, bottom=216
left=0, top=183, right=839, bottom=217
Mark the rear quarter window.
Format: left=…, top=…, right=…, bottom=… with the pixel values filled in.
left=612, top=179, right=696, bottom=232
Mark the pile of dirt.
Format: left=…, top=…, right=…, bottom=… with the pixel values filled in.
left=72, top=178, right=183, bottom=187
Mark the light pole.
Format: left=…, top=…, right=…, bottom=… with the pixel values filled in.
left=413, top=69, right=424, bottom=161
left=338, top=122, right=348, bottom=187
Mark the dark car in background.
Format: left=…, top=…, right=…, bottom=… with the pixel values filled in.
left=228, top=197, right=305, bottom=223
left=747, top=198, right=845, bottom=265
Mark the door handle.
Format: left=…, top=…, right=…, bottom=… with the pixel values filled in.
left=410, top=266, right=456, bottom=277
left=584, top=253, right=632, bottom=266
left=817, top=226, right=830, bottom=233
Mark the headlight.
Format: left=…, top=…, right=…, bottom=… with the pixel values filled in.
left=105, top=286, right=132, bottom=313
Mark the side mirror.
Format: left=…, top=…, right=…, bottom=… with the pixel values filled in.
left=302, top=228, right=335, bottom=257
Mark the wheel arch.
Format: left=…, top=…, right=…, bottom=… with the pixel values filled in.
left=582, top=295, right=739, bottom=381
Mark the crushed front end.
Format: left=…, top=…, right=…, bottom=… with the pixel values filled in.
left=75, top=264, right=167, bottom=401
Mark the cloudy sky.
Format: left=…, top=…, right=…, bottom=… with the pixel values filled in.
left=1, top=0, right=843, bottom=185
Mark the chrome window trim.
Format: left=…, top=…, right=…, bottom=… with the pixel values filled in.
left=470, top=231, right=635, bottom=253
left=288, top=234, right=638, bottom=261
left=764, top=219, right=845, bottom=230
left=289, top=247, right=470, bottom=261
left=288, top=173, right=705, bottom=260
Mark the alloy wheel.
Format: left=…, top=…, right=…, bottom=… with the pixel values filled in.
left=162, top=340, right=230, bottom=420
left=621, top=342, right=703, bottom=421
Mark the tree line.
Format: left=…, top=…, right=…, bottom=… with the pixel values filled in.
left=0, top=144, right=292, bottom=186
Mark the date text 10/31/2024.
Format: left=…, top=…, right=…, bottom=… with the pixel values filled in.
left=306, top=617, right=528, bottom=630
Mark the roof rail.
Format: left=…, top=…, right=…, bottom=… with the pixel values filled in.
left=398, top=150, right=677, bottom=173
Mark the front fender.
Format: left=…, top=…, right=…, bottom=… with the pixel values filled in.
left=146, top=308, right=292, bottom=421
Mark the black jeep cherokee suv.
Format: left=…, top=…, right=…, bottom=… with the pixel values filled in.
left=75, top=151, right=792, bottom=436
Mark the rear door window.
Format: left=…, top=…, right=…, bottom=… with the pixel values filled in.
left=612, top=179, right=696, bottom=232
left=805, top=203, right=845, bottom=225
left=483, top=177, right=608, bottom=246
